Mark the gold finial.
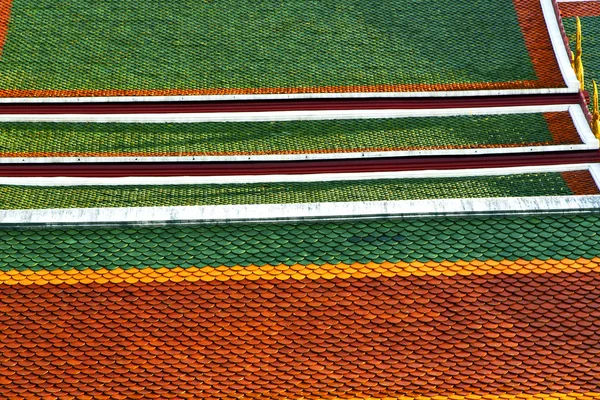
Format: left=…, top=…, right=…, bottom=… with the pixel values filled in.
left=592, top=80, right=600, bottom=138
left=574, top=17, right=585, bottom=91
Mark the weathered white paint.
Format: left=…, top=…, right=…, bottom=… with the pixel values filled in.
left=0, top=104, right=576, bottom=123
left=0, top=90, right=579, bottom=105
left=2, top=196, right=600, bottom=225
left=541, top=0, right=582, bottom=90
left=1, top=164, right=599, bottom=225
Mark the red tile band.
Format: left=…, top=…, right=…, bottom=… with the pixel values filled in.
left=559, top=2, right=600, bottom=18
left=0, top=0, right=11, bottom=56
left=561, top=170, right=600, bottom=195
left=1, top=272, right=599, bottom=399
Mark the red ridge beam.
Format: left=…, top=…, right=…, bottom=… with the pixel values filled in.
left=0, top=93, right=582, bottom=114
left=1, top=150, right=599, bottom=177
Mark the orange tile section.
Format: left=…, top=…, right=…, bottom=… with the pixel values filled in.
left=559, top=2, right=600, bottom=18
left=0, top=0, right=12, bottom=56
left=561, top=171, right=600, bottom=195
left=1, top=257, right=599, bottom=285
left=513, top=0, right=567, bottom=89
left=1, top=272, right=600, bottom=398
left=544, top=112, right=585, bottom=144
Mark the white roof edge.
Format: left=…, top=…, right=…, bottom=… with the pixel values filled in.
left=541, top=0, right=582, bottom=90
left=0, top=163, right=597, bottom=186
left=569, top=104, right=599, bottom=145
left=2, top=195, right=600, bottom=226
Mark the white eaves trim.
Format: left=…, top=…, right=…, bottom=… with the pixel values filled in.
left=2, top=196, right=600, bottom=226
left=0, top=0, right=578, bottom=104
left=541, top=0, right=582, bottom=90
left=1, top=163, right=599, bottom=225
left=1, top=104, right=596, bottom=163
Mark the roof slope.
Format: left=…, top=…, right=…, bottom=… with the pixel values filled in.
left=0, top=0, right=570, bottom=99
left=1, top=170, right=598, bottom=209
left=2, top=106, right=595, bottom=162
left=1, top=213, right=600, bottom=398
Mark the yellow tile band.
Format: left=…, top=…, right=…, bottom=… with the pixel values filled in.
left=1, top=257, right=599, bottom=285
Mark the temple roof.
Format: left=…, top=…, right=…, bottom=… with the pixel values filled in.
left=0, top=167, right=598, bottom=210
left=1, top=0, right=600, bottom=398
left=0, top=105, right=595, bottom=162
left=1, top=211, right=600, bottom=398
left=0, top=0, right=576, bottom=100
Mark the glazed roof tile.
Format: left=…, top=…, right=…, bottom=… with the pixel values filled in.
left=2, top=213, right=600, bottom=274
left=1, top=212, right=600, bottom=397
left=1, top=170, right=598, bottom=210
left=0, top=0, right=571, bottom=100
left=559, top=1, right=600, bottom=18
left=0, top=108, right=593, bottom=161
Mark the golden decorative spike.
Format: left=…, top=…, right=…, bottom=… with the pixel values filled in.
left=592, top=81, right=600, bottom=138
left=575, top=17, right=585, bottom=90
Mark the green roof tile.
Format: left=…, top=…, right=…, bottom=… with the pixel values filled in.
left=1, top=213, right=599, bottom=272
left=0, top=0, right=549, bottom=96
left=0, top=113, right=579, bottom=158
left=0, top=172, right=580, bottom=209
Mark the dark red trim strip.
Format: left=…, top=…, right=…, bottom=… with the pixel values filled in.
left=0, top=94, right=582, bottom=114
left=1, top=150, right=598, bottom=177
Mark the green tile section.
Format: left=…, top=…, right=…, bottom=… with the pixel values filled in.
left=1, top=0, right=536, bottom=92
left=564, top=16, right=600, bottom=111
left=0, top=173, right=576, bottom=209
left=0, top=113, right=567, bottom=157
left=1, top=213, right=599, bottom=271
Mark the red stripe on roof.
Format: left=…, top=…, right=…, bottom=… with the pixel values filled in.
left=1, top=150, right=599, bottom=177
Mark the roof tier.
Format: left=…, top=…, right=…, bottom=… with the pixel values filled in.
left=1, top=212, right=600, bottom=398
left=1, top=105, right=595, bottom=162
left=1, top=169, right=598, bottom=210
left=0, top=0, right=572, bottom=100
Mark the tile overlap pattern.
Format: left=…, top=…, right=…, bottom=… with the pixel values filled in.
left=0, top=171, right=595, bottom=210
left=0, top=112, right=581, bottom=158
left=0, top=0, right=565, bottom=97
left=1, top=214, right=600, bottom=397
